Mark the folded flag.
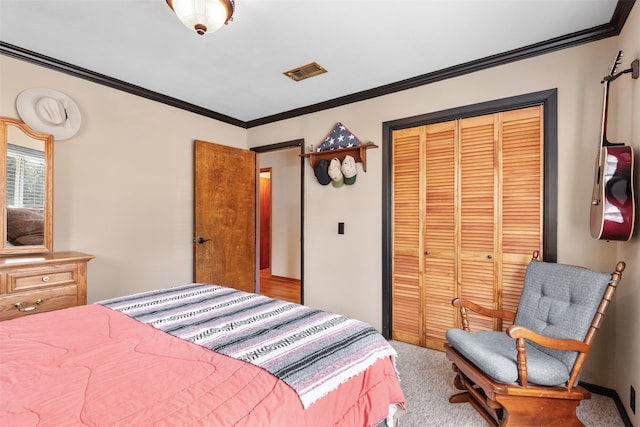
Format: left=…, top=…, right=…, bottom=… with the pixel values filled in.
left=317, top=122, right=362, bottom=151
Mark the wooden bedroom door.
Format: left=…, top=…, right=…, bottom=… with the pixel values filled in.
left=194, top=140, right=256, bottom=293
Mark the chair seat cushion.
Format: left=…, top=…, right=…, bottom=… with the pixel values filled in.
left=445, top=329, right=570, bottom=386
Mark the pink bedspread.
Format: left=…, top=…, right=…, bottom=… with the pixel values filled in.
left=0, top=305, right=405, bottom=426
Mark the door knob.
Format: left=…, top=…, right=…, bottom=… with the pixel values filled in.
left=194, top=237, right=211, bottom=244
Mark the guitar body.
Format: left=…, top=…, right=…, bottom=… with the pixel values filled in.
left=590, top=145, right=635, bottom=240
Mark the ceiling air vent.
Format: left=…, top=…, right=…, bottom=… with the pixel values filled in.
left=283, top=62, right=327, bottom=82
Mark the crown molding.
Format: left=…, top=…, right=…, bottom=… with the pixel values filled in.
left=247, top=0, right=634, bottom=127
left=1, top=0, right=634, bottom=129
left=0, top=42, right=246, bottom=128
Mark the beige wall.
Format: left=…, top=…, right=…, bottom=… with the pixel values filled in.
left=613, top=4, right=639, bottom=424
left=0, top=56, right=247, bottom=302
left=248, top=40, right=621, bottom=312
left=258, top=148, right=301, bottom=279
left=1, top=8, right=638, bottom=418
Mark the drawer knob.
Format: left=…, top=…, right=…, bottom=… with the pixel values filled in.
left=42, top=276, right=50, bottom=282
left=15, top=299, right=43, bottom=312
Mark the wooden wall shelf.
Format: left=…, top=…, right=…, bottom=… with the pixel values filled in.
left=300, top=143, right=378, bottom=172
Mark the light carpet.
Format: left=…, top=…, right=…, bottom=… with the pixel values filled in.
left=391, top=340, right=625, bottom=427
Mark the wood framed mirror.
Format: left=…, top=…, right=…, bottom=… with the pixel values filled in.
left=0, top=117, right=53, bottom=255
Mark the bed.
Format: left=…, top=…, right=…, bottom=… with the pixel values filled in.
left=0, top=283, right=406, bottom=426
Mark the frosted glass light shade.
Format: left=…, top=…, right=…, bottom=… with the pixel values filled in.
left=166, top=0, right=235, bottom=35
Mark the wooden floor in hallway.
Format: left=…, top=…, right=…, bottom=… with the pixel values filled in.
left=259, top=269, right=301, bottom=304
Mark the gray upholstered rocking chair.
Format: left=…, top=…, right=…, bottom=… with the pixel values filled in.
left=444, top=251, right=625, bottom=427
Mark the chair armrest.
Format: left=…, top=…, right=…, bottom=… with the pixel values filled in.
left=506, top=325, right=591, bottom=388
left=452, top=298, right=516, bottom=319
left=452, top=298, right=516, bottom=332
left=507, top=325, right=590, bottom=353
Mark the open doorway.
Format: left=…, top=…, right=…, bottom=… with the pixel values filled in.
left=253, top=140, right=304, bottom=304
left=259, top=168, right=272, bottom=271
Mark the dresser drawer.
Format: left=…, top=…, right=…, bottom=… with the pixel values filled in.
left=0, top=252, right=93, bottom=320
left=7, top=264, right=77, bottom=293
left=0, top=284, right=78, bottom=321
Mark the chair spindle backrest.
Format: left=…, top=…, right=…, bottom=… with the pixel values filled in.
left=514, top=260, right=615, bottom=376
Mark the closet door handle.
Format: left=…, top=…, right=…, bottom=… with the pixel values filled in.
left=425, top=251, right=431, bottom=255
left=487, top=255, right=493, bottom=259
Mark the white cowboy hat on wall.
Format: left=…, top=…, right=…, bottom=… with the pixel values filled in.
left=16, top=88, right=82, bottom=140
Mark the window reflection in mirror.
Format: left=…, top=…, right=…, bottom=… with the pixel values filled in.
left=1, top=117, right=53, bottom=255
left=6, top=127, right=46, bottom=246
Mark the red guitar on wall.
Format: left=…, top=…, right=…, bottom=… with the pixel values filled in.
left=590, top=51, right=637, bottom=241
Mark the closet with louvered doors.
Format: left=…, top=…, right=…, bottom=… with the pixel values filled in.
left=391, top=105, right=544, bottom=350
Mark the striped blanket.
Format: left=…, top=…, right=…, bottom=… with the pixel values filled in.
left=98, top=284, right=398, bottom=409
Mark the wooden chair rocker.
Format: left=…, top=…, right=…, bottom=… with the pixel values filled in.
left=444, top=251, right=625, bottom=426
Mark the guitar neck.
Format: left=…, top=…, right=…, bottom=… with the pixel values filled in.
left=600, top=79, right=609, bottom=147
left=600, top=51, right=624, bottom=148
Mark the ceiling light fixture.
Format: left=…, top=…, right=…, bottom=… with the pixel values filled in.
left=166, top=0, right=235, bottom=35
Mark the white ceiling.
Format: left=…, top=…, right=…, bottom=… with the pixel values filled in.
left=0, top=0, right=623, bottom=125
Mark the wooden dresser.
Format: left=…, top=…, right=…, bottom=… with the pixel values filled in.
left=0, top=251, right=94, bottom=321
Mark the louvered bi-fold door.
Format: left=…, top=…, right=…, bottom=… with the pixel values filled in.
left=499, top=106, right=544, bottom=327
left=391, top=105, right=543, bottom=349
left=457, top=114, right=497, bottom=332
left=457, top=107, right=544, bottom=333
left=423, top=121, right=457, bottom=348
left=391, top=127, right=423, bottom=345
